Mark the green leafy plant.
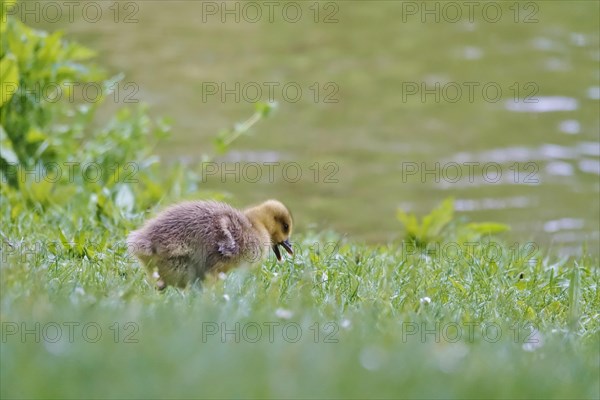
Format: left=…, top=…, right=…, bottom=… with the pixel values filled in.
left=397, top=197, right=510, bottom=247
left=0, top=10, right=103, bottom=185
left=396, top=197, right=455, bottom=246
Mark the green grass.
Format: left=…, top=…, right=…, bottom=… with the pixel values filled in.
left=1, top=209, right=599, bottom=399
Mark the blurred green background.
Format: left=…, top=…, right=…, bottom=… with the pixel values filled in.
left=35, top=0, right=600, bottom=251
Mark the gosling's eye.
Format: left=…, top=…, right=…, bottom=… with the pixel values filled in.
left=283, top=223, right=289, bottom=232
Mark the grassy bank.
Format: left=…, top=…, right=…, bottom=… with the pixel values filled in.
left=1, top=226, right=599, bottom=398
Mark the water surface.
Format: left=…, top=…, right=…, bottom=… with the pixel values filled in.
left=48, top=1, right=599, bottom=254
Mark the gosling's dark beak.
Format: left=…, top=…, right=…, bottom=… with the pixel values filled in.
left=281, top=239, right=293, bottom=255
left=272, top=239, right=293, bottom=261
left=272, top=244, right=282, bottom=261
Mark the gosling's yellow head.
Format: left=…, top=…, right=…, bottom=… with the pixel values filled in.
left=245, top=199, right=293, bottom=261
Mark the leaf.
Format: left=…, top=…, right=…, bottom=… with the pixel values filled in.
left=213, top=130, right=228, bottom=154
left=516, top=301, right=537, bottom=321
left=466, top=222, right=510, bottom=234
left=546, top=301, right=564, bottom=314
left=0, top=54, right=19, bottom=107
left=57, top=228, right=71, bottom=250
left=26, top=179, right=54, bottom=205
left=488, top=261, right=498, bottom=275
left=10, top=202, right=22, bottom=220
left=449, top=277, right=466, bottom=295
left=421, top=197, right=454, bottom=238
left=0, top=0, right=17, bottom=35
left=515, top=280, right=527, bottom=291
left=568, top=264, right=581, bottom=329
left=396, top=208, right=419, bottom=238
left=65, top=42, right=97, bottom=61
left=74, top=230, right=85, bottom=256
left=7, top=20, right=37, bottom=67
left=25, top=127, right=47, bottom=143
left=255, top=101, right=276, bottom=118
left=0, top=124, right=18, bottom=164
left=38, top=30, right=63, bottom=65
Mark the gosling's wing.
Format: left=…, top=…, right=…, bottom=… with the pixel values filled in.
left=215, top=215, right=241, bottom=258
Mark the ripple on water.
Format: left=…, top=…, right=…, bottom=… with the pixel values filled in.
left=579, top=159, right=600, bottom=175
left=544, top=58, right=570, bottom=72
left=454, top=196, right=533, bottom=212
left=544, top=218, right=585, bottom=233
left=558, top=120, right=580, bottom=135
left=219, top=150, right=284, bottom=163
left=462, top=46, right=483, bottom=60
left=505, top=96, right=578, bottom=113
left=545, top=161, right=574, bottom=176
left=531, top=37, right=557, bottom=51
left=587, top=86, right=600, bottom=100
left=570, top=32, right=589, bottom=47
left=577, top=142, right=600, bottom=157
left=447, top=143, right=595, bottom=165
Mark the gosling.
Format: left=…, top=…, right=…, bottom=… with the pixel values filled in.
left=127, top=199, right=293, bottom=289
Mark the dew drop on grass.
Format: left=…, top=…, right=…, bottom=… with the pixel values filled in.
left=558, top=120, right=580, bottom=135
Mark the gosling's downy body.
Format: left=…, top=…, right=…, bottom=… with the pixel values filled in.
left=127, top=199, right=293, bottom=288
